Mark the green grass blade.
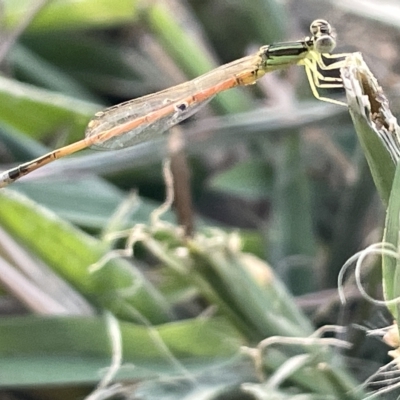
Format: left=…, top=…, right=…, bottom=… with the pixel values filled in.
left=0, top=315, right=242, bottom=387
left=0, top=189, right=173, bottom=323
left=341, top=53, right=398, bottom=205
left=2, top=0, right=140, bottom=32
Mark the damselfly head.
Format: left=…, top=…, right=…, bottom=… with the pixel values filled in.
left=310, top=19, right=336, bottom=54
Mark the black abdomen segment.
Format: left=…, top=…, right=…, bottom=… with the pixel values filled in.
left=262, top=40, right=310, bottom=67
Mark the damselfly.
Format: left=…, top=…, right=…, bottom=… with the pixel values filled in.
left=0, top=19, right=348, bottom=188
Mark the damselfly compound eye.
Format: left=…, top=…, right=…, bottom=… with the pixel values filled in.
left=310, top=19, right=332, bottom=37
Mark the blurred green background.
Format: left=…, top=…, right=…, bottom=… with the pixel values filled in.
left=1, top=0, right=400, bottom=399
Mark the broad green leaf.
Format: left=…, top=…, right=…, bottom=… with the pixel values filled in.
left=2, top=0, right=140, bottom=32
left=346, top=105, right=395, bottom=206
left=382, top=161, right=400, bottom=319
left=0, top=189, right=173, bottom=323
left=0, top=75, right=97, bottom=141
left=0, top=315, right=242, bottom=387
left=341, top=53, right=397, bottom=205
left=12, top=177, right=175, bottom=229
